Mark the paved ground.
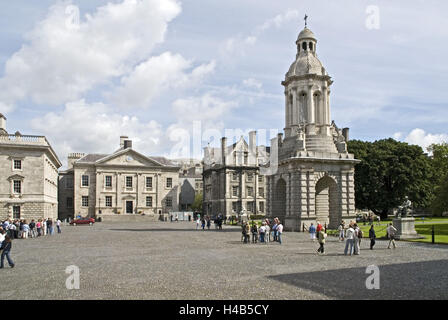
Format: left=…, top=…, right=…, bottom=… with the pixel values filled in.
left=1, top=221, right=447, bottom=300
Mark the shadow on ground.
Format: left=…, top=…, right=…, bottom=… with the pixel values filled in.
left=268, top=259, right=448, bottom=299
left=109, top=228, right=240, bottom=233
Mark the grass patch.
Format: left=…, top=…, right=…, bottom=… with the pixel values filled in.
left=409, top=223, right=448, bottom=244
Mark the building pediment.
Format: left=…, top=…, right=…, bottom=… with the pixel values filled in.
left=95, top=149, right=165, bottom=168
left=7, top=174, right=25, bottom=181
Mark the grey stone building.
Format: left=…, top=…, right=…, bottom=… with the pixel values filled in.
left=58, top=136, right=180, bottom=221
left=203, top=131, right=270, bottom=219
left=178, top=163, right=203, bottom=211
left=266, top=26, right=359, bottom=231
left=0, top=113, right=62, bottom=221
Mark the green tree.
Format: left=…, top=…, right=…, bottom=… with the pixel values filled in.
left=191, top=192, right=203, bottom=212
left=428, top=143, right=448, bottom=215
left=348, top=138, right=434, bottom=220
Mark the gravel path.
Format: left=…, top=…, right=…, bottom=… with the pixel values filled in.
left=1, top=221, right=447, bottom=300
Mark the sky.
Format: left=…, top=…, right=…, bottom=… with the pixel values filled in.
left=1, top=0, right=447, bottom=167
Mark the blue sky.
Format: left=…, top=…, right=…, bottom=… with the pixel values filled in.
left=1, top=0, right=447, bottom=165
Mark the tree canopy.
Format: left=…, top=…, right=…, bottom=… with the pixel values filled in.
left=428, top=143, right=448, bottom=215
left=348, top=138, right=434, bottom=219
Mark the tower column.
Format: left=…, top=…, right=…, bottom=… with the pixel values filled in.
left=292, top=89, right=297, bottom=126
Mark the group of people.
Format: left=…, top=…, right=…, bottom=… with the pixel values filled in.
left=241, top=218, right=284, bottom=245
left=195, top=215, right=223, bottom=230
left=0, top=218, right=63, bottom=269
left=307, top=222, right=328, bottom=254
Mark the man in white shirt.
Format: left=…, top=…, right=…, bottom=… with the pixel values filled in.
left=387, top=223, right=398, bottom=249
left=344, top=223, right=355, bottom=255
left=277, top=222, right=284, bottom=244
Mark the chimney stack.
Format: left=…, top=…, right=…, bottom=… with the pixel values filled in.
left=67, top=153, right=86, bottom=169
left=124, top=140, right=133, bottom=149
left=0, top=113, right=7, bottom=134
left=120, top=136, right=129, bottom=148
left=342, top=128, right=349, bottom=142
left=221, top=137, right=227, bottom=165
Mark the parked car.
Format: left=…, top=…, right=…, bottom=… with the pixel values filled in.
left=70, top=217, right=95, bottom=226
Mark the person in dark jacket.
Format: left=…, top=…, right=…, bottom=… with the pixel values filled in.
left=0, top=235, right=14, bottom=268
left=369, top=225, right=376, bottom=250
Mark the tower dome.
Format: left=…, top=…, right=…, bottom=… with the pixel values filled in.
left=297, top=27, right=316, bottom=41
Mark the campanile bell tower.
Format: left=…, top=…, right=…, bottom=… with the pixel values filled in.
left=266, top=19, right=360, bottom=231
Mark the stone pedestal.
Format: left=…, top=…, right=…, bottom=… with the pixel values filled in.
left=392, top=217, right=424, bottom=240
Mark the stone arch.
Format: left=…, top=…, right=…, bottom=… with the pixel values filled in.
left=298, top=91, right=308, bottom=124
left=315, top=175, right=340, bottom=229
left=273, top=177, right=286, bottom=218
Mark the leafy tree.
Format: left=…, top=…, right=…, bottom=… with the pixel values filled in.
left=428, top=143, right=448, bottom=215
left=191, top=192, right=203, bottom=212
left=348, top=138, right=434, bottom=220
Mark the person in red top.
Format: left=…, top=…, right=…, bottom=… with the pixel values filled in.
left=316, top=222, right=322, bottom=233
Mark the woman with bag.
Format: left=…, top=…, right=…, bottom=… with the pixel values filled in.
left=317, top=228, right=327, bottom=255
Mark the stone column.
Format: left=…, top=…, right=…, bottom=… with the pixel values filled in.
left=340, top=171, right=350, bottom=218
left=285, top=173, right=291, bottom=218
left=307, top=170, right=316, bottom=217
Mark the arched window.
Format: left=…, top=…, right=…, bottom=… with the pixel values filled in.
left=309, top=42, right=313, bottom=51
left=302, top=42, right=307, bottom=51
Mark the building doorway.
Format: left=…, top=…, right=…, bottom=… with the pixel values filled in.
left=274, top=178, right=286, bottom=218
left=126, top=201, right=133, bottom=214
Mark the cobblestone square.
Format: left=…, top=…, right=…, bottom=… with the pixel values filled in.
left=1, top=221, right=447, bottom=300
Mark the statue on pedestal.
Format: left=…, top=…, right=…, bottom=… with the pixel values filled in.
left=396, top=196, right=412, bottom=218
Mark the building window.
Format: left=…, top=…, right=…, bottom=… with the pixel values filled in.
left=105, top=176, right=112, bottom=188
left=66, top=197, right=73, bottom=208
left=146, top=177, right=153, bottom=188
left=65, top=177, right=74, bottom=189
left=13, top=180, right=21, bottom=194
left=126, top=176, right=133, bottom=188
left=232, top=172, right=238, bottom=181
left=166, top=178, right=173, bottom=188
left=247, top=187, right=253, bottom=197
left=244, top=152, right=248, bottom=165
left=166, top=197, right=172, bottom=208
left=247, top=173, right=253, bottom=182
left=105, top=196, right=112, bottom=207
left=259, top=202, right=265, bottom=212
left=258, top=187, right=264, bottom=197
left=13, top=160, right=22, bottom=170
left=232, top=186, right=239, bottom=197
left=232, top=202, right=239, bottom=213
left=13, top=206, right=20, bottom=219
left=258, top=175, right=263, bottom=183
left=82, top=196, right=89, bottom=207
left=146, top=196, right=153, bottom=207
left=81, top=175, right=89, bottom=187
left=247, top=201, right=254, bottom=212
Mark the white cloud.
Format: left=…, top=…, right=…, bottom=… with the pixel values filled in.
left=257, top=9, right=299, bottom=32
left=30, top=99, right=165, bottom=167
left=396, top=128, right=448, bottom=151
left=0, top=0, right=181, bottom=109
left=113, top=52, right=215, bottom=108
left=242, top=78, right=263, bottom=89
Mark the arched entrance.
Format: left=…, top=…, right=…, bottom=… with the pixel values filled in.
left=274, top=178, right=286, bottom=218
left=315, top=176, right=339, bottom=228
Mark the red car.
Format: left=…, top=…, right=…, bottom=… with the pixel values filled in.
left=70, top=217, right=95, bottom=226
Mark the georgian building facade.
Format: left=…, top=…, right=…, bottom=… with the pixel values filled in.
left=58, top=136, right=180, bottom=221
left=203, top=131, right=270, bottom=218
left=0, top=113, right=62, bottom=221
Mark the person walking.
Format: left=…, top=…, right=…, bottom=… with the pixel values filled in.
left=206, top=217, right=211, bottom=230
left=369, top=225, right=376, bottom=250
left=201, top=218, right=206, bottom=230
left=344, top=223, right=355, bottom=255
left=277, top=221, right=284, bottom=244
left=0, top=235, right=14, bottom=269
left=48, top=219, right=54, bottom=235
left=272, top=221, right=278, bottom=242
left=317, top=227, right=326, bottom=254
left=36, top=220, right=42, bottom=236
left=387, top=223, right=397, bottom=249
left=309, top=223, right=316, bottom=241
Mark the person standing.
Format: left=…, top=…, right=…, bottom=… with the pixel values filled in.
left=22, top=221, right=29, bottom=239
left=369, top=225, right=376, bottom=250
left=251, top=223, right=258, bottom=243
left=309, top=223, right=316, bottom=241
left=317, top=228, right=326, bottom=254
left=338, top=222, right=345, bottom=241
left=48, top=219, right=54, bottom=235
left=36, top=220, right=42, bottom=237
left=56, top=219, right=62, bottom=234
left=42, top=219, right=47, bottom=236
left=387, top=223, right=397, bottom=249
left=196, top=217, right=201, bottom=230
left=8, top=223, right=17, bottom=239
left=277, top=221, right=284, bottom=244
left=0, top=235, right=14, bottom=269
left=344, top=223, right=355, bottom=255
left=265, top=223, right=270, bottom=244
left=259, top=223, right=266, bottom=243
left=29, top=220, right=36, bottom=238
left=272, top=221, right=278, bottom=242
left=206, top=217, right=211, bottom=230
left=353, top=223, right=360, bottom=255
